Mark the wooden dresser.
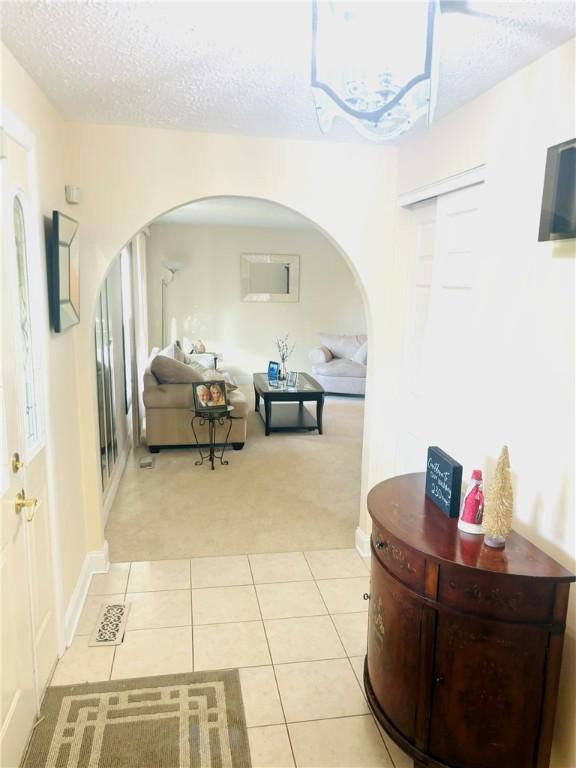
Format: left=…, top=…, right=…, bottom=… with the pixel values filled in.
left=364, top=473, right=574, bottom=768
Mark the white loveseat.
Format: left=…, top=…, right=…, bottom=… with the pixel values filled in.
left=309, top=333, right=367, bottom=395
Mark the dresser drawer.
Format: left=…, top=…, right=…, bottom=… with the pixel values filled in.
left=371, top=522, right=426, bottom=593
left=438, top=566, right=554, bottom=623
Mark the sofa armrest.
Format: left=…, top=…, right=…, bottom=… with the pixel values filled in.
left=309, top=345, right=333, bottom=365
left=143, top=383, right=195, bottom=409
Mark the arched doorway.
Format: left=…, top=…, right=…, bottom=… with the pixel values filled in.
left=96, top=196, right=370, bottom=561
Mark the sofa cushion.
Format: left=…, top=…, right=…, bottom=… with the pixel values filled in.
left=143, top=382, right=195, bottom=409
left=352, top=340, right=368, bottom=365
left=160, top=342, right=186, bottom=363
left=151, top=354, right=207, bottom=384
left=319, top=333, right=367, bottom=360
left=312, top=358, right=366, bottom=378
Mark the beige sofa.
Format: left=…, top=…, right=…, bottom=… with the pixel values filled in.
left=143, top=345, right=248, bottom=452
left=309, top=334, right=367, bottom=395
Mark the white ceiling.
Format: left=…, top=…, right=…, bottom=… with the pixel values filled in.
left=1, top=1, right=574, bottom=144
left=156, top=197, right=314, bottom=228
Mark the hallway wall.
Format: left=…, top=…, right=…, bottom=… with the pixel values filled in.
left=394, top=38, right=575, bottom=768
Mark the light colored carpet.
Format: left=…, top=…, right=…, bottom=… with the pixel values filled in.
left=106, top=391, right=364, bottom=562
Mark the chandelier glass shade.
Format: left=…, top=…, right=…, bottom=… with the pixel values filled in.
left=311, top=0, right=440, bottom=141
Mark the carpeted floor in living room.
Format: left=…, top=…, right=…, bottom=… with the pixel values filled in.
left=106, top=389, right=365, bottom=562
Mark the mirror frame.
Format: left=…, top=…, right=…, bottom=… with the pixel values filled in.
left=240, top=253, right=300, bottom=302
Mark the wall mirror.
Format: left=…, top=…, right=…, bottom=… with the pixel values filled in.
left=241, top=253, right=300, bottom=302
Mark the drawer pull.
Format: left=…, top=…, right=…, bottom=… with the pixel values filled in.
left=363, top=593, right=370, bottom=601
left=375, top=538, right=416, bottom=574
left=435, top=675, right=445, bottom=686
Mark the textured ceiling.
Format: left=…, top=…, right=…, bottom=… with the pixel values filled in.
left=1, top=1, right=574, bottom=144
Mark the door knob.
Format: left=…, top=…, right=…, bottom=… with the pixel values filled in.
left=15, top=490, right=38, bottom=522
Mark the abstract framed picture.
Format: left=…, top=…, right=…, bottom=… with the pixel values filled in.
left=50, top=211, right=80, bottom=332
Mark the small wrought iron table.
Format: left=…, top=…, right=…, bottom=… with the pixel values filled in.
left=190, top=406, right=234, bottom=470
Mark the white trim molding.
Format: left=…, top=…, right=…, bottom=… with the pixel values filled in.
left=102, top=437, right=131, bottom=527
left=63, top=541, right=110, bottom=647
left=397, top=164, right=486, bottom=207
left=355, top=525, right=371, bottom=559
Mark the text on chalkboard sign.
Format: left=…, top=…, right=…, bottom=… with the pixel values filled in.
left=425, top=446, right=463, bottom=518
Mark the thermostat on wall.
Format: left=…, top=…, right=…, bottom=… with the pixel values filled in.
left=65, top=185, right=81, bottom=204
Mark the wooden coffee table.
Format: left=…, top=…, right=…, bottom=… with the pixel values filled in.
left=253, top=373, right=325, bottom=435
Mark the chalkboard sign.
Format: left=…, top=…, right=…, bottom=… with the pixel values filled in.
left=425, top=446, right=462, bottom=518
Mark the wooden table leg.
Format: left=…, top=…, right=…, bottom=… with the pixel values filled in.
left=254, top=387, right=260, bottom=412
left=317, top=395, right=324, bottom=435
left=264, top=399, right=271, bottom=436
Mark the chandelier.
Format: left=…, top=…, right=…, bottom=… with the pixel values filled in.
left=311, top=0, right=440, bottom=141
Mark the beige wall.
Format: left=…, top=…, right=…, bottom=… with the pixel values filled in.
left=395, top=38, right=575, bottom=768
left=147, top=222, right=366, bottom=377
left=64, top=122, right=398, bottom=554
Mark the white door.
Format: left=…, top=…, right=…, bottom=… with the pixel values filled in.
left=1, top=131, right=58, bottom=767
left=396, top=183, right=484, bottom=472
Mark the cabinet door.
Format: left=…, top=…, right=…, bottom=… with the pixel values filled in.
left=367, top=557, right=423, bottom=741
left=429, top=611, right=547, bottom=768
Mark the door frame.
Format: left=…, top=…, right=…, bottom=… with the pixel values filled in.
left=397, top=164, right=486, bottom=207
left=1, top=107, right=66, bottom=658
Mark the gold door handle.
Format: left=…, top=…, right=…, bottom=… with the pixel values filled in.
left=15, top=491, right=38, bottom=522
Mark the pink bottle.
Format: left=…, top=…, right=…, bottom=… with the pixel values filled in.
left=457, top=469, right=484, bottom=534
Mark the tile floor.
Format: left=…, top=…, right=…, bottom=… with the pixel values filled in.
left=51, top=548, right=411, bottom=768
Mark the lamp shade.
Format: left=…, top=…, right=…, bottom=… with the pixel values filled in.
left=311, top=0, right=439, bottom=141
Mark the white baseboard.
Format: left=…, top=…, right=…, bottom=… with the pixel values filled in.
left=64, top=540, right=110, bottom=647
left=102, top=439, right=131, bottom=526
left=355, top=526, right=371, bottom=558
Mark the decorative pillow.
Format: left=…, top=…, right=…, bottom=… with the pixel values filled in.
left=185, top=352, right=215, bottom=369
left=352, top=340, right=368, bottom=365
left=202, top=368, right=238, bottom=392
left=151, top=355, right=206, bottom=384
left=319, top=334, right=367, bottom=360
left=309, top=346, right=333, bottom=365
left=160, top=342, right=186, bottom=363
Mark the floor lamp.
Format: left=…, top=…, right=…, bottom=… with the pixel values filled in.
left=161, top=260, right=184, bottom=347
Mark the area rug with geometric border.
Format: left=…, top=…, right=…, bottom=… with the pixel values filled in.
left=21, top=670, right=251, bottom=768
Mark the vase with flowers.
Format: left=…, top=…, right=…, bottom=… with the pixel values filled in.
left=275, top=334, right=295, bottom=381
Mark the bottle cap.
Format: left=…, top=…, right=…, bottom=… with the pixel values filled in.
left=471, top=469, right=482, bottom=480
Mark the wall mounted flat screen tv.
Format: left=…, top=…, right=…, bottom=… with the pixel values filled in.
left=538, top=138, right=576, bottom=241
left=49, top=211, right=80, bottom=332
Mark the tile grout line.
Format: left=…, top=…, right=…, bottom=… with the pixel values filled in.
left=247, top=555, right=297, bottom=768
left=109, top=561, right=133, bottom=681
left=189, top=562, right=194, bottom=672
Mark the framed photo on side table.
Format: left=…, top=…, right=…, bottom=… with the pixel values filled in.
left=268, top=361, right=280, bottom=382
left=286, top=371, right=298, bottom=388
left=193, top=380, right=228, bottom=413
